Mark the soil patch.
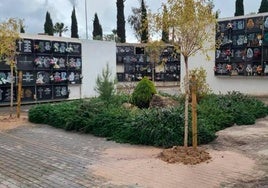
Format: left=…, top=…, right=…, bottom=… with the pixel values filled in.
left=0, top=113, right=31, bottom=131
left=158, top=146, right=211, bottom=165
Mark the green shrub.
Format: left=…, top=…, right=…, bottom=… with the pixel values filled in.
left=94, top=63, right=117, bottom=103
left=131, top=77, right=157, bottom=108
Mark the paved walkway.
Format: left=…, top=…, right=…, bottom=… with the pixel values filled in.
left=0, top=113, right=267, bottom=187
left=0, top=124, right=125, bottom=188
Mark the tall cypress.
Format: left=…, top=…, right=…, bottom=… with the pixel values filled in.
left=259, top=0, right=268, bottom=13
left=92, top=13, right=103, bottom=40
left=116, top=0, right=126, bottom=43
left=234, top=0, right=244, bottom=16
left=162, top=5, right=169, bottom=43
left=44, top=11, right=53, bottom=36
left=141, top=0, right=148, bottom=43
left=71, top=6, right=79, bottom=38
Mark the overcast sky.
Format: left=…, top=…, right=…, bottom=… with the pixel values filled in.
left=0, top=0, right=263, bottom=42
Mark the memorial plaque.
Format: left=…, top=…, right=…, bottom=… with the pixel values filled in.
left=52, top=41, right=67, bottom=54
left=17, top=39, right=33, bottom=54
left=67, top=56, right=81, bottom=70
left=17, top=55, right=34, bottom=70
left=66, top=42, right=81, bottom=55
left=21, top=86, right=35, bottom=101
left=67, top=71, right=81, bottom=84
left=22, top=71, right=35, bottom=85
left=53, top=85, right=68, bottom=99
left=34, top=40, right=52, bottom=54
left=36, top=86, right=52, bottom=100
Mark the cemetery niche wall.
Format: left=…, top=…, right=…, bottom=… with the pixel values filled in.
left=215, top=15, right=268, bottom=76
left=0, top=38, right=82, bottom=104
left=116, top=44, right=180, bottom=82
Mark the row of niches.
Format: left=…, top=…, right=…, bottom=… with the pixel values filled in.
left=117, top=54, right=180, bottom=64
left=0, top=70, right=82, bottom=86
left=216, top=31, right=268, bottom=48
left=217, top=16, right=268, bottom=33
left=214, top=62, right=268, bottom=76
left=117, top=72, right=180, bottom=82
left=0, top=85, right=69, bottom=103
left=17, top=39, right=81, bottom=55
left=123, top=63, right=180, bottom=74
left=215, top=47, right=263, bottom=62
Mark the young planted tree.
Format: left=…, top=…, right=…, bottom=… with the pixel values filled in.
left=234, top=0, right=244, bottom=16
left=53, top=22, right=68, bottom=37
left=128, top=0, right=149, bottom=43
left=153, top=0, right=216, bottom=147
left=44, top=11, right=53, bottom=35
left=92, top=13, right=103, bottom=40
left=0, top=18, right=21, bottom=116
left=116, top=0, right=126, bottom=43
left=71, top=6, right=79, bottom=38
left=259, top=0, right=268, bottom=13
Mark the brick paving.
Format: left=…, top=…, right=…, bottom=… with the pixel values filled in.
left=0, top=125, right=127, bottom=188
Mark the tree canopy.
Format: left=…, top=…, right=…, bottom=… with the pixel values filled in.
left=71, top=6, right=79, bottom=38
left=53, top=22, right=68, bottom=37
left=92, top=13, right=103, bottom=40
left=234, top=0, right=244, bottom=16
left=259, top=0, right=268, bottom=13
left=44, top=11, right=53, bottom=36
left=116, top=0, right=126, bottom=43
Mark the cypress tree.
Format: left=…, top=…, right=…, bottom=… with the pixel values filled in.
left=116, top=0, right=126, bottom=43
left=141, top=0, right=148, bottom=43
left=71, top=6, right=79, bottom=38
left=259, top=0, right=268, bottom=13
left=44, top=11, right=53, bottom=36
left=234, top=0, right=244, bottom=16
left=162, top=5, right=169, bottom=43
left=92, top=13, right=103, bottom=40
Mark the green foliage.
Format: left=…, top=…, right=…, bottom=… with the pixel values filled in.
left=161, top=5, right=169, bottom=43
left=189, top=67, right=212, bottom=101
left=93, top=13, right=103, bottom=40
left=131, top=77, right=157, bottom=108
left=141, top=0, right=148, bottom=43
left=116, top=0, right=126, bottom=43
left=53, top=22, right=68, bottom=37
left=259, top=0, right=268, bottom=13
left=28, top=92, right=268, bottom=148
left=71, top=6, right=79, bottom=38
left=44, top=11, right=53, bottom=36
left=95, top=64, right=116, bottom=103
left=234, top=0, right=244, bottom=16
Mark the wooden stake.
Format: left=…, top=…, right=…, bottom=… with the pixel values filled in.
left=191, top=75, right=198, bottom=149
left=16, top=71, right=22, bottom=118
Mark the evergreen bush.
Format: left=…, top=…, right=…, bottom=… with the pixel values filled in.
left=131, top=77, right=157, bottom=108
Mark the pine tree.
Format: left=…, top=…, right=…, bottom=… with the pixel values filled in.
left=259, top=0, right=268, bottom=13
left=162, top=5, right=169, bottom=43
left=116, top=0, right=126, bottom=43
left=234, top=0, right=244, bottom=16
left=92, top=13, right=103, bottom=40
left=71, top=6, right=79, bottom=38
left=141, top=0, right=148, bottom=43
left=44, top=11, right=53, bottom=36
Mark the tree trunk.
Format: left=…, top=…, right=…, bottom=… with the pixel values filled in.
left=184, top=56, right=189, bottom=147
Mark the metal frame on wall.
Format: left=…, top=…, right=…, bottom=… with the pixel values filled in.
left=0, top=38, right=82, bottom=104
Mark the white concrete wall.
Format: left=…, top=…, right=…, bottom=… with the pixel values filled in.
left=81, top=40, right=116, bottom=98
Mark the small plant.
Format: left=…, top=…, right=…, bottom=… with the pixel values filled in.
left=94, top=63, right=117, bottom=103
left=131, top=77, right=157, bottom=108
left=189, top=67, right=212, bottom=101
